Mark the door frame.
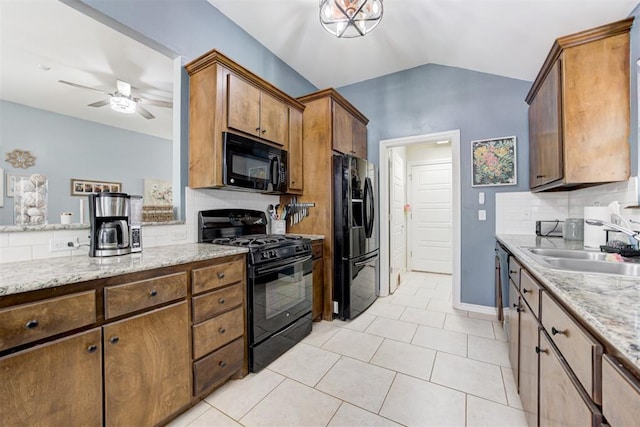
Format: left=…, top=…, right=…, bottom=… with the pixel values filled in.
left=407, top=159, right=453, bottom=274
left=378, top=130, right=461, bottom=310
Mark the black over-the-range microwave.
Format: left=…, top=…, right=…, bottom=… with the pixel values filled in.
left=222, top=131, right=288, bottom=194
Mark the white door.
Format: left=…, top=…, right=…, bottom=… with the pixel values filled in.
left=389, top=148, right=406, bottom=293
left=409, top=161, right=452, bottom=274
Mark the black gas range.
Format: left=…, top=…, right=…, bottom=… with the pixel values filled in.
left=198, top=209, right=313, bottom=372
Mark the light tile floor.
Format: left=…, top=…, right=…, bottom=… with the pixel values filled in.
left=168, top=271, right=526, bottom=427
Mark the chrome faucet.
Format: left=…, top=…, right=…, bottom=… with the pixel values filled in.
left=585, top=219, right=640, bottom=246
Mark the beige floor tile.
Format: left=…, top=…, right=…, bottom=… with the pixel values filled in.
left=240, top=379, right=341, bottom=427
left=321, top=327, right=384, bottom=361
left=427, top=299, right=468, bottom=317
left=468, top=335, right=511, bottom=367
left=444, top=314, right=495, bottom=338
left=466, top=395, right=528, bottom=427
left=370, top=338, right=436, bottom=380
left=388, top=293, right=430, bottom=309
left=416, top=286, right=451, bottom=302
left=501, top=366, right=523, bottom=409
left=316, top=357, right=395, bottom=413
left=431, top=352, right=508, bottom=404
left=468, top=311, right=499, bottom=322
left=165, top=401, right=211, bottom=427
left=186, top=406, right=242, bottom=427
left=392, top=284, right=419, bottom=295
left=379, top=373, right=466, bottom=426
left=336, top=313, right=376, bottom=332
left=493, top=321, right=508, bottom=342
left=400, top=307, right=446, bottom=328
left=412, top=324, right=468, bottom=356
left=364, top=316, right=418, bottom=343
left=205, top=369, right=285, bottom=420
left=267, top=342, right=340, bottom=386
left=302, top=320, right=341, bottom=347
left=328, top=402, right=402, bottom=427
left=365, top=299, right=406, bottom=319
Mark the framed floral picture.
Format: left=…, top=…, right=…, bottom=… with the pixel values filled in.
left=471, top=136, right=517, bottom=187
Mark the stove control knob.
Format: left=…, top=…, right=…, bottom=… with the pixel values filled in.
left=261, top=253, right=267, bottom=259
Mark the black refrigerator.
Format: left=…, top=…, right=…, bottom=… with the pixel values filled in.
left=333, top=154, right=379, bottom=320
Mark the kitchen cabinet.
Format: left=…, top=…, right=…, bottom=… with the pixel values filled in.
left=285, top=88, right=369, bottom=320
left=312, top=240, right=324, bottom=321
left=0, top=329, right=102, bottom=426
left=518, top=271, right=540, bottom=427
left=526, top=18, right=632, bottom=191
left=186, top=49, right=305, bottom=190
left=506, top=256, right=521, bottom=388
left=602, top=354, right=640, bottom=426
left=288, top=107, right=304, bottom=194
left=104, top=302, right=190, bottom=426
left=332, top=96, right=368, bottom=158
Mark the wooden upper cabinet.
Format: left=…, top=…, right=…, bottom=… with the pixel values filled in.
left=186, top=49, right=305, bottom=190
left=352, top=117, right=367, bottom=159
left=288, top=107, right=304, bottom=194
left=333, top=102, right=354, bottom=154
left=526, top=18, right=632, bottom=191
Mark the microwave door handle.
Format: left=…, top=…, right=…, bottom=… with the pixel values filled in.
left=270, top=156, right=280, bottom=188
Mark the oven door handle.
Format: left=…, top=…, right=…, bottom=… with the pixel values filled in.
left=255, top=254, right=312, bottom=275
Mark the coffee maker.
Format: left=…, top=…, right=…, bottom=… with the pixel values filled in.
left=89, top=192, right=133, bottom=257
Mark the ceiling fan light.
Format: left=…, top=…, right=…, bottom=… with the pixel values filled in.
left=319, top=0, right=383, bottom=38
left=110, top=96, right=137, bottom=114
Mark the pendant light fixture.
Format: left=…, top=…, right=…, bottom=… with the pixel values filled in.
left=320, top=0, right=383, bottom=38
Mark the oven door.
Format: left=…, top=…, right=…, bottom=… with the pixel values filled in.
left=249, top=254, right=313, bottom=345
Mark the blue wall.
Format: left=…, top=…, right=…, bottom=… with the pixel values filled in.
left=338, top=65, right=532, bottom=306
left=0, top=100, right=172, bottom=225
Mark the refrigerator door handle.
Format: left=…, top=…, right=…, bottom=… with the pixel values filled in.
left=353, top=252, right=379, bottom=267
left=364, top=177, right=374, bottom=238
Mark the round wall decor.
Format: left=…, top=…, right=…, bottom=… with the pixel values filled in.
left=5, top=149, right=36, bottom=169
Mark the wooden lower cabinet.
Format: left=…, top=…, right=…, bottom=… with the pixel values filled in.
left=538, top=332, right=602, bottom=426
left=104, top=301, right=191, bottom=427
left=602, top=354, right=640, bottom=426
left=312, top=241, right=324, bottom=321
left=519, top=300, right=539, bottom=427
left=0, top=328, right=103, bottom=426
left=507, top=281, right=520, bottom=388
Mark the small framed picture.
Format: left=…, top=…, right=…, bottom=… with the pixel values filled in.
left=71, top=178, right=121, bottom=196
left=471, top=136, right=517, bottom=187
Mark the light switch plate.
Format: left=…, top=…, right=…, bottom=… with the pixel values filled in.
left=479, top=192, right=485, bottom=205
left=478, top=210, right=486, bottom=221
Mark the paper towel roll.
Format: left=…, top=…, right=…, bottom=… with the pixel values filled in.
left=584, top=206, right=611, bottom=248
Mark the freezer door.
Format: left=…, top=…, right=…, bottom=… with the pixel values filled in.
left=335, top=250, right=379, bottom=320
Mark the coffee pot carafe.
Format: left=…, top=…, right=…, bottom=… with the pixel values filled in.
left=89, top=192, right=133, bottom=257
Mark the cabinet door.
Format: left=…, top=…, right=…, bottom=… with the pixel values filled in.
left=539, top=332, right=602, bottom=426
left=507, top=281, right=520, bottom=388
left=104, top=302, right=190, bottom=427
left=227, top=73, right=261, bottom=137
left=519, top=299, right=539, bottom=427
left=352, top=118, right=367, bottom=159
left=332, top=102, right=354, bottom=154
left=260, top=92, right=289, bottom=147
left=288, top=107, right=304, bottom=194
left=528, top=59, right=563, bottom=188
left=312, top=258, right=324, bottom=321
left=0, top=329, right=102, bottom=426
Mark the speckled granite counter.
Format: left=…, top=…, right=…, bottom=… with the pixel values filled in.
left=0, top=243, right=247, bottom=297
left=497, top=234, right=640, bottom=374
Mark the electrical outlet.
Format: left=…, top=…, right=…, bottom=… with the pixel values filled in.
left=479, top=192, right=485, bottom=205
left=478, top=210, right=486, bottom=221
left=50, top=239, right=73, bottom=252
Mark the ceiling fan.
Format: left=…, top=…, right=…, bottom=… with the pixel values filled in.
left=58, top=79, right=172, bottom=120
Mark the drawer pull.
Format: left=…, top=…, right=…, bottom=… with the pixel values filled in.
left=535, top=346, right=548, bottom=354
left=218, top=298, right=226, bottom=304
left=217, top=272, right=225, bottom=279
left=110, top=336, right=120, bottom=344
left=262, top=129, right=267, bottom=134
left=25, top=320, right=39, bottom=329
left=551, top=326, right=565, bottom=336
left=255, top=127, right=260, bottom=132
left=522, top=288, right=530, bottom=294
left=149, top=289, right=158, bottom=297
left=219, top=361, right=227, bottom=368
left=87, top=344, right=98, bottom=353
left=509, top=270, right=517, bottom=274
left=218, top=327, right=226, bottom=334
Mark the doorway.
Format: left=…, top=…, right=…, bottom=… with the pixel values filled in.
left=378, top=130, right=461, bottom=309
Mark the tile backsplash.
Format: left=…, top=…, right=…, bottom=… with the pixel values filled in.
left=496, top=177, right=639, bottom=235
left=0, top=187, right=279, bottom=264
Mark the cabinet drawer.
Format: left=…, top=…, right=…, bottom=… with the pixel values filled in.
left=520, top=269, right=541, bottom=318
left=192, top=283, right=244, bottom=323
left=104, top=272, right=187, bottom=319
left=508, top=257, right=521, bottom=289
left=539, top=332, right=602, bottom=426
left=193, top=337, right=244, bottom=396
left=192, top=260, right=245, bottom=295
left=541, top=292, right=602, bottom=403
left=193, top=306, right=244, bottom=359
left=602, top=354, right=640, bottom=426
left=312, top=242, right=323, bottom=259
left=0, top=290, right=96, bottom=352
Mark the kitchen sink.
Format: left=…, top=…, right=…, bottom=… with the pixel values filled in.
left=524, top=247, right=640, bottom=276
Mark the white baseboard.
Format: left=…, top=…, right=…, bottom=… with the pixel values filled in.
left=455, top=302, right=498, bottom=317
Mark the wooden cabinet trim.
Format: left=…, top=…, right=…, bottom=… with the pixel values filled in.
left=297, top=88, right=368, bottom=125
left=192, top=259, right=245, bottom=295
left=192, top=283, right=244, bottom=324
left=193, top=337, right=244, bottom=396
left=192, top=306, right=244, bottom=360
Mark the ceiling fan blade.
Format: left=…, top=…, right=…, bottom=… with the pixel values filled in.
left=59, top=80, right=110, bottom=95
left=136, top=104, right=155, bottom=120
left=87, top=99, right=110, bottom=108
left=139, top=98, right=173, bottom=108
left=116, top=79, right=131, bottom=97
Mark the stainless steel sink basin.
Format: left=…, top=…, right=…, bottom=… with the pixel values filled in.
left=524, top=247, right=640, bottom=276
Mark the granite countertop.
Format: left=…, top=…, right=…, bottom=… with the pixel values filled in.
left=497, top=234, right=640, bottom=373
left=0, top=243, right=248, bottom=297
